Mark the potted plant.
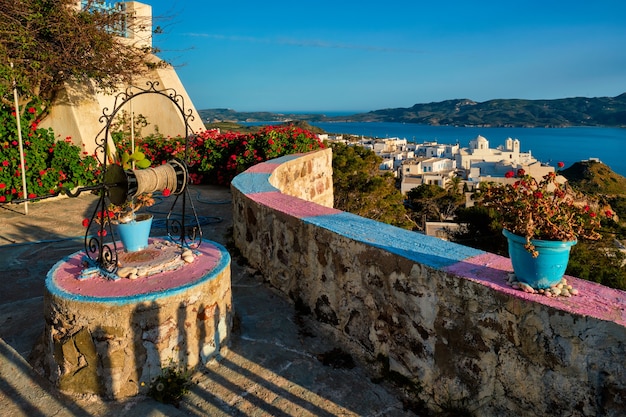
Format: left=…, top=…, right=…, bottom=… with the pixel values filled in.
left=474, top=166, right=611, bottom=289
left=84, top=146, right=174, bottom=252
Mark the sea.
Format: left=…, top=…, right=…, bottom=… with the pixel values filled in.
left=302, top=122, right=626, bottom=177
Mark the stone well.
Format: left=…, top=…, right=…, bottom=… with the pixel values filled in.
left=39, top=238, right=232, bottom=399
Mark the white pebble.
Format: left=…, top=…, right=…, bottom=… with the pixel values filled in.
left=128, top=273, right=139, bottom=280
left=570, top=288, right=579, bottom=296
left=118, top=267, right=138, bottom=278
left=183, top=255, right=194, bottom=263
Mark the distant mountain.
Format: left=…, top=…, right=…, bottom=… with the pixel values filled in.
left=198, top=108, right=330, bottom=124
left=200, top=94, right=626, bottom=127
left=337, top=94, right=626, bottom=127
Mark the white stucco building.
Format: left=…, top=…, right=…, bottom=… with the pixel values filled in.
left=455, top=135, right=549, bottom=182
left=399, top=157, right=457, bottom=194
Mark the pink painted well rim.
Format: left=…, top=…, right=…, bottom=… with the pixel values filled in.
left=46, top=239, right=230, bottom=305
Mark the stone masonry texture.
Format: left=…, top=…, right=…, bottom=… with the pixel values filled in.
left=232, top=148, right=626, bottom=416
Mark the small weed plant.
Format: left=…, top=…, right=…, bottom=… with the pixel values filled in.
left=146, top=363, right=192, bottom=406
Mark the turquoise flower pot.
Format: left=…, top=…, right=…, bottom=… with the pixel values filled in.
left=116, top=214, right=153, bottom=252
left=503, top=229, right=576, bottom=289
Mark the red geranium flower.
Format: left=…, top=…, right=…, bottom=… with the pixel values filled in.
left=82, top=218, right=89, bottom=227
left=557, top=161, right=565, bottom=168
left=162, top=188, right=171, bottom=197
left=505, top=171, right=514, bottom=178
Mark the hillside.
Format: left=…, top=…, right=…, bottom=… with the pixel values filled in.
left=198, top=108, right=330, bottom=124
left=339, top=94, right=626, bottom=127
left=561, top=160, right=626, bottom=196
left=200, top=93, right=626, bottom=128
left=561, top=160, right=626, bottom=227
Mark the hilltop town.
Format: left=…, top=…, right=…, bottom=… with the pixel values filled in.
left=319, top=133, right=558, bottom=195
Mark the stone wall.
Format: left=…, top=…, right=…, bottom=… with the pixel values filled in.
left=231, top=148, right=626, bottom=416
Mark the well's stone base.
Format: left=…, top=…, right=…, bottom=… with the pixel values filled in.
left=39, top=239, right=232, bottom=399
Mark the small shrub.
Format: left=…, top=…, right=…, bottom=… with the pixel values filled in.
left=146, top=364, right=192, bottom=406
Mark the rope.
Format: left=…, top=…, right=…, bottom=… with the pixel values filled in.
left=134, top=163, right=178, bottom=195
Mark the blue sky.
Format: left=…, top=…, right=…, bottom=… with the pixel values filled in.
left=147, top=0, right=626, bottom=113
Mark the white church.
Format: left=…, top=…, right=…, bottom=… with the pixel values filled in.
left=455, top=135, right=554, bottom=184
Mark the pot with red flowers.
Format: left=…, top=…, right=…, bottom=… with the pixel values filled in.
left=474, top=164, right=611, bottom=290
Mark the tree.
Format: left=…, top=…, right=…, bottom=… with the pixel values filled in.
left=406, top=183, right=465, bottom=225
left=331, top=142, right=414, bottom=229
left=566, top=239, right=626, bottom=290
left=445, top=175, right=463, bottom=196
left=448, top=206, right=508, bottom=255
left=0, top=0, right=161, bottom=115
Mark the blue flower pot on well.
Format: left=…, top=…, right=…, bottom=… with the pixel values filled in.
left=503, top=229, right=576, bottom=289
left=116, top=214, right=153, bottom=252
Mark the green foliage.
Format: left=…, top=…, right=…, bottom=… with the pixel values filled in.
left=146, top=364, right=192, bottom=406
left=449, top=206, right=508, bottom=256
left=0, top=0, right=161, bottom=110
left=561, top=160, right=626, bottom=196
left=331, top=142, right=413, bottom=229
left=567, top=240, right=626, bottom=290
left=192, top=124, right=326, bottom=185
left=406, top=184, right=465, bottom=225
left=0, top=102, right=98, bottom=202
left=115, top=124, right=325, bottom=186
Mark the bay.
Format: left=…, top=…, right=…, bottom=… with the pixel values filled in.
left=307, top=122, right=626, bottom=177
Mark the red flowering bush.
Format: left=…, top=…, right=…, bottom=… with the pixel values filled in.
left=0, top=102, right=99, bottom=203
left=474, top=167, right=607, bottom=256
left=193, top=124, right=325, bottom=185
left=2, top=107, right=325, bottom=205
left=119, top=124, right=324, bottom=186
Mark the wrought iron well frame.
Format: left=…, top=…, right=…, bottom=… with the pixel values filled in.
left=69, top=81, right=202, bottom=274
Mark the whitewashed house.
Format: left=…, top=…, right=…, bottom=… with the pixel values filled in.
left=399, top=157, right=457, bottom=194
